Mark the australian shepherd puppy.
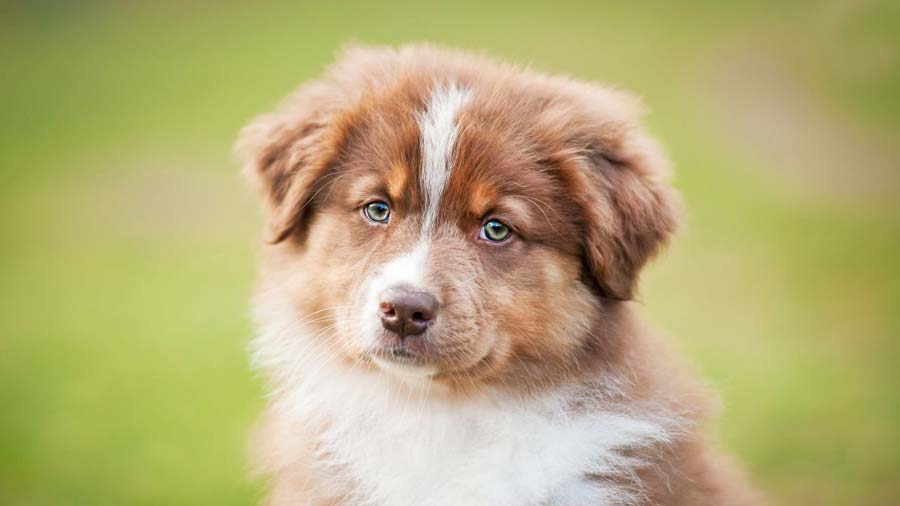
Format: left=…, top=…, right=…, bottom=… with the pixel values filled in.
left=238, top=44, right=761, bottom=506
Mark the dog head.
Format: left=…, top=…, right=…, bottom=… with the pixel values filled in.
left=239, top=45, right=680, bottom=390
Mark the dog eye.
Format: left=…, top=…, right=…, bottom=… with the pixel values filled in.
left=480, top=219, right=511, bottom=242
left=364, top=201, right=391, bottom=223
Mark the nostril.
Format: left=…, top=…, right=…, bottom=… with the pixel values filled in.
left=379, top=302, right=396, bottom=318
left=411, top=311, right=428, bottom=323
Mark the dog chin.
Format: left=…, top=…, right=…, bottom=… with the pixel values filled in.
left=371, top=355, right=439, bottom=380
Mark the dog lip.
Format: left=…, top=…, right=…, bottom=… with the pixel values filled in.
left=371, top=346, right=425, bottom=365
left=370, top=347, right=439, bottom=378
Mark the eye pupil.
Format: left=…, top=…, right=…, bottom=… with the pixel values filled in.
left=364, top=201, right=390, bottom=223
left=482, top=220, right=510, bottom=242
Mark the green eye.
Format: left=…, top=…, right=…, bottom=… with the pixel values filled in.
left=480, top=219, right=511, bottom=242
left=364, top=201, right=391, bottom=223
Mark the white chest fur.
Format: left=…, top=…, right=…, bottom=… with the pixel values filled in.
left=272, top=366, right=673, bottom=506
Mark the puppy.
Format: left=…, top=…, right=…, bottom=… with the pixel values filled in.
left=238, top=44, right=761, bottom=506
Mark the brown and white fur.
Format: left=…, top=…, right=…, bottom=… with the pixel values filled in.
left=238, top=44, right=761, bottom=506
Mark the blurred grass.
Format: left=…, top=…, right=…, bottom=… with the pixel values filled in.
left=1, top=1, right=898, bottom=505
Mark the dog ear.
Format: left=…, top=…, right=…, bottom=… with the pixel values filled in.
left=580, top=146, right=681, bottom=300
left=548, top=88, right=682, bottom=300
left=236, top=81, right=346, bottom=243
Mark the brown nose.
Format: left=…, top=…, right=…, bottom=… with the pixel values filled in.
left=378, top=286, right=438, bottom=338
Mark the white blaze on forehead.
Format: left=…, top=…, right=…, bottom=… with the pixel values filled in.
left=417, top=82, right=472, bottom=234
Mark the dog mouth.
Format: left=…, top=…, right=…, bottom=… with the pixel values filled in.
left=371, top=346, right=427, bottom=365
left=369, top=346, right=439, bottom=378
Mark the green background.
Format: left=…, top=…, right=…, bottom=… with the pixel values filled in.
left=2, top=1, right=898, bottom=504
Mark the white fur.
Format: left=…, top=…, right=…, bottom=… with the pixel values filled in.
left=252, top=292, right=681, bottom=506
left=366, top=241, right=430, bottom=292
left=417, top=82, right=471, bottom=234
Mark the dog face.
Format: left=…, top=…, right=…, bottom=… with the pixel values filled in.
left=240, top=46, right=680, bottom=389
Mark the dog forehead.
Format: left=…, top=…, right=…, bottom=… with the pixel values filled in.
left=413, top=83, right=553, bottom=220
left=342, top=80, right=561, bottom=229
left=415, top=82, right=471, bottom=232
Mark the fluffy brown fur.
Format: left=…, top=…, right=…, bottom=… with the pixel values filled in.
left=238, top=44, right=761, bottom=506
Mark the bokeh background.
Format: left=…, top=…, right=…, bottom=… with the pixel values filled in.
left=2, top=1, right=898, bottom=504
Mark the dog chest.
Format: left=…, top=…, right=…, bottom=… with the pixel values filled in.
left=305, top=385, right=665, bottom=506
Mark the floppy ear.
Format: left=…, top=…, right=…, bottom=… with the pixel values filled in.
left=552, top=90, right=682, bottom=301
left=236, top=80, right=346, bottom=243
left=580, top=143, right=681, bottom=300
